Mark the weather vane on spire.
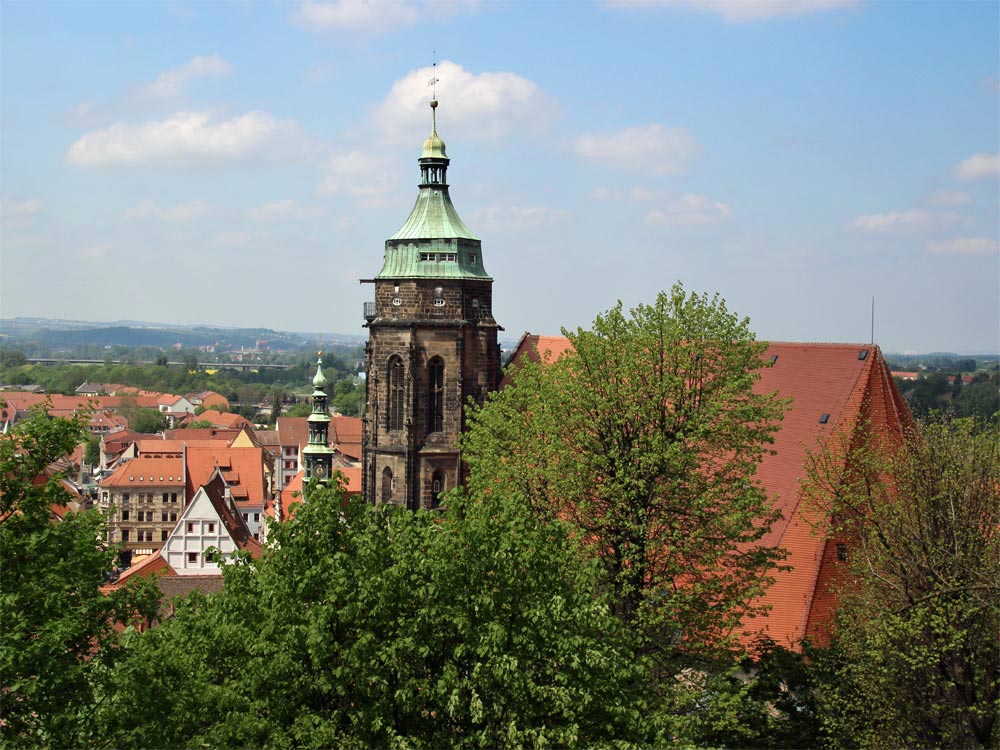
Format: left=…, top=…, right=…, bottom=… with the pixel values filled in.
left=427, top=52, right=439, bottom=131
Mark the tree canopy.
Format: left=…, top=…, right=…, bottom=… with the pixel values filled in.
left=807, top=418, right=1000, bottom=748
left=462, top=284, right=788, bottom=676
left=0, top=410, right=158, bottom=747
left=103, top=481, right=650, bottom=748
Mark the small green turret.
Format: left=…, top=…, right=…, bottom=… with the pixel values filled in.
left=302, top=352, right=334, bottom=494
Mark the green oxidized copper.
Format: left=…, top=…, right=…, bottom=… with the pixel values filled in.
left=376, top=100, right=490, bottom=281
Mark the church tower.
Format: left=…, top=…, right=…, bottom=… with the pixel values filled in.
left=301, top=354, right=334, bottom=498
left=361, top=99, right=501, bottom=509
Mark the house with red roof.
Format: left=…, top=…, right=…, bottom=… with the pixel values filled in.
left=264, top=465, right=362, bottom=538
left=105, top=470, right=262, bottom=626
left=185, top=390, right=230, bottom=411
left=98, top=457, right=186, bottom=553
left=184, top=445, right=270, bottom=540
left=182, top=409, right=253, bottom=431
left=505, top=334, right=912, bottom=649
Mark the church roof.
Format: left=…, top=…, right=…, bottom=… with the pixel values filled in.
left=504, top=335, right=912, bottom=649
left=376, top=100, right=490, bottom=281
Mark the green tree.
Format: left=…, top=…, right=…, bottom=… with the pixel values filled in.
left=0, top=410, right=158, bottom=747
left=103, top=482, right=649, bottom=747
left=281, top=401, right=313, bottom=418
left=808, top=419, right=999, bottom=748
left=461, top=285, right=787, bottom=681
left=84, top=434, right=101, bottom=467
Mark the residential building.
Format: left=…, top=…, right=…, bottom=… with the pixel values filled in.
left=98, top=457, right=186, bottom=553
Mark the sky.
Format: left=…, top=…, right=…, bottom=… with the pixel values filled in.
left=1, top=0, right=998, bottom=354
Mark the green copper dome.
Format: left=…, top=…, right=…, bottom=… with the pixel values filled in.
left=421, top=130, right=447, bottom=160
left=312, top=356, right=328, bottom=388
left=376, top=100, right=491, bottom=281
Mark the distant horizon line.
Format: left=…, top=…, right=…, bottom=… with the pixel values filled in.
left=1, top=316, right=997, bottom=358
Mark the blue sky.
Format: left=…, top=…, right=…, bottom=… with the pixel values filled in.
left=1, top=0, right=997, bottom=353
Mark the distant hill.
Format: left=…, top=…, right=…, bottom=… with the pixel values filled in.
left=0, top=318, right=365, bottom=350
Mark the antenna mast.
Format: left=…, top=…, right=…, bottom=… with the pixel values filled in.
left=871, top=296, right=875, bottom=345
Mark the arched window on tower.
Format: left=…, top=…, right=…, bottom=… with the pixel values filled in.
left=387, top=356, right=404, bottom=431
left=430, top=470, right=444, bottom=509
left=381, top=467, right=393, bottom=504
left=428, top=358, right=444, bottom=433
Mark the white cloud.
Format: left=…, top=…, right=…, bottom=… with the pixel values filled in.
left=575, top=124, right=699, bottom=176
left=293, top=0, right=418, bottom=31
left=0, top=198, right=42, bottom=232
left=0, top=198, right=42, bottom=217
left=847, top=208, right=959, bottom=233
left=67, top=111, right=303, bottom=167
left=927, top=237, right=998, bottom=257
left=291, top=0, right=478, bottom=33
left=644, top=193, right=731, bottom=227
left=471, top=204, right=570, bottom=231
left=142, top=55, right=232, bottom=98
left=372, top=60, right=554, bottom=144
left=123, top=199, right=211, bottom=222
left=245, top=199, right=329, bottom=221
left=81, top=243, right=111, bottom=259
left=927, top=190, right=972, bottom=207
left=953, top=151, right=1000, bottom=181
left=317, top=149, right=398, bottom=201
left=603, top=0, right=857, bottom=23
left=590, top=186, right=657, bottom=201
left=210, top=231, right=265, bottom=249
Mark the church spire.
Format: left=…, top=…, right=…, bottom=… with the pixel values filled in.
left=302, top=351, right=334, bottom=495
left=376, top=98, right=490, bottom=280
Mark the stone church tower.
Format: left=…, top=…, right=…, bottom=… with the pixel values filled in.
left=361, top=100, right=501, bottom=509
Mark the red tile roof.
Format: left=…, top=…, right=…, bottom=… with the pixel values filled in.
left=331, top=416, right=362, bottom=460
left=163, top=428, right=239, bottom=442
left=100, top=457, right=185, bottom=488
left=277, top=466, right=361, bottom=521
left=505, top=334, right=912, bottom=649
left=276, top=417, right=309, bottom=449
left=184, top=446, right=268, bottom=508
left=189, top=410, right=252, bottom=430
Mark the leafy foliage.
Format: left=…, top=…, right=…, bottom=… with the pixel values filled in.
left=808, top=418, right=1000, bottom=748
left=104, top=482, right=649, bottom=748
left=462, top=284, right=787, bottom=675
left=0, top=409, right=158, bottom=747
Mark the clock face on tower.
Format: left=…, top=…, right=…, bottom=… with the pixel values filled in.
left=314, top=464, right=326, bottom=478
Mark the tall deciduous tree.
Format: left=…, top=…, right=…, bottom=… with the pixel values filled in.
left=809, top=418, right=999, bottom=748
left=0, top=409, right=157, bottom=747
left=462, top=284, right=787, bottom=670
left=103, top=482, right=649, bottom=748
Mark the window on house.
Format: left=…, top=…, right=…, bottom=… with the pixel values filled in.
left=187, top=552, right=197, bottom=564
left=381, top=467, right=393, bottom=503
left=836, top=543, right=848, bottom=561
left=428, top=358, right=444, bottom=433
left=170, top=511, right=177, bottom=522
left=388, top=357, right=404, bottom=431
left=121, top=530, right=129, bottom=542
left=161, top=511, right=168, bottom=522
left=161, top=530, right=168, bottom=541
left=162, top=493, right=168, bottom=503
left=122, top=493, right=130, bottom=504
left=187, top=522, right=194, bottom=533
left=207, top=522, right=215, bottom=533
left=121, top=510, right=130, bottom=521
left=242, top=512, right=248, bottom=521
left=170, top=493, right=177, bottom=503
left=253, top=513, right=260, bottom=523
